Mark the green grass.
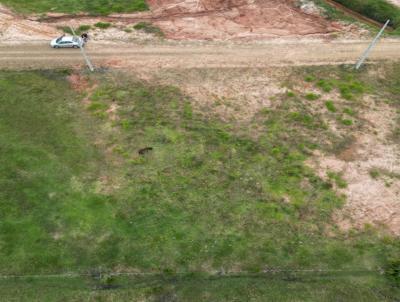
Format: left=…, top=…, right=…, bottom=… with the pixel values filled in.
left=317, top=79, right=334, bottom=92
left=327, top=171, right=348, bottom=188
left=58, top=25, right=91, bottom=35
left=133, top=22, right=164, bottom=37
left=325, top=100, right=337, bottom=112
left=341, top=118, right=354, bottom=126
left=304, top=92, right=320, bottom=101
left=369, top=168, right=380, bottom=179
left=0, top=273, right=398, bottom=301
left=0, top=0, right=148, bottom=14
left=78, top=24, right=91, bottom=32
left=332, top=0, right=400, bottom=29
left=94, top=22, right=111, bottom=29
left=0, top=69, right=399, bottom=300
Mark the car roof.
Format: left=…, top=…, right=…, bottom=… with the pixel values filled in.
left=61, top=36, right=74, bottom=42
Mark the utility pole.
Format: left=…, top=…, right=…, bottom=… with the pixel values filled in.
left=69, top=26, right=95, bottom=72
left=355, top=19, right=390, bottom=70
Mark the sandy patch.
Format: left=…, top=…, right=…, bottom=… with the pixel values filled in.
left=309, top=98, right=400, bottom=235
left=0, top=5, right=58, bottom=41
left=148, top=67, right=285, bottom=122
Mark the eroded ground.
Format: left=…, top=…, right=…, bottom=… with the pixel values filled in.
left=147, top=0, right=340, bottom=40
left=0, top=5, right=58, bottom=40
left=142, top=65, right=400, bottom=235
left=1, top=0, right=344, bottom=42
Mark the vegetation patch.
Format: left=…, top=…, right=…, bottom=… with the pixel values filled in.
left=0, top=69, right=399, bottom=300
left=304, top=92, right=320, bottom=101
left=0, top=0, right=148, bottom=14
left=332, top=0, right=400, bottom=29
left=94, top=22, right=112, bottom=29
left=133, top=22, right=164, bottom=37
left=325, top=100, right=337, bottom=112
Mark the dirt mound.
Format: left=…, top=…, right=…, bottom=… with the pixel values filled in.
left=148, top=0, right=340, bottom=40
left=0, top=5, right=58, bottom=41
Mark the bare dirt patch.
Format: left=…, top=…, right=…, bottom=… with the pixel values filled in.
left=13, top=0, right=344, bottom=42
left=147, top=67, right=286, bottom=122
left=67, top=73, right=90, bottom=92
left=0, top=5, right=58, bottom=41
left=147, top=0, right=340, bottom=40
left=308, top=97, right=400, bottom=235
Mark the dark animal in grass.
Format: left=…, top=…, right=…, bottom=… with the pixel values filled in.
left=138, top=147, right=153, bottom=155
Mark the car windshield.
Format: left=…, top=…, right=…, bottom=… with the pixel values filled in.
left=56, top=37, right=63, bottom=43
left=72, top=37, right=79, bottom=42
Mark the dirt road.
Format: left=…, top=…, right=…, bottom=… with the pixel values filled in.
left=0, top=39, right=399, bottom=70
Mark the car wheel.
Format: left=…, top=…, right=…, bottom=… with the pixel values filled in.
left=73, top=45, right=79, bottom=49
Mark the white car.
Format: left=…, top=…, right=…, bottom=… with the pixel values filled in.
left=50, top=36, right=84, bottom=49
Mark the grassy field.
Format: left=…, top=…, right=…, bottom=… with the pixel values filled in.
left=0, top=68, right=399, bottom=301
left=0, top=0, right=148, bottom=14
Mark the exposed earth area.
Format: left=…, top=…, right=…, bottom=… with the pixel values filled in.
left=145, top=0, right=340, bottom=40
left=1, top=0, right=344, bottom=42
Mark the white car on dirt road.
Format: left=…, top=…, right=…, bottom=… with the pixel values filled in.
left=50, top=36, right=84, bottom=49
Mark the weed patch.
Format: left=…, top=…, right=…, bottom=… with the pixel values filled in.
left=325, top=100, right=337, bottom=112
left=304, top=93, right=320, bottom=101
left=134, top=22, right=164, bottom=37
left=94, top=22, right=112, bottom=29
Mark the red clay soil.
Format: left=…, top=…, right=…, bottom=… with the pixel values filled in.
left=147, top=0, right=340, bottom=40
left=40, top=0, right=341, bottom=41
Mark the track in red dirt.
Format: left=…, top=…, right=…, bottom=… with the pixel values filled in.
left=40, top=0, right=341, bottom=40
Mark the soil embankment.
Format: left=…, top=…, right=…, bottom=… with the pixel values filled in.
left=2, top=1, right=342, bottom=41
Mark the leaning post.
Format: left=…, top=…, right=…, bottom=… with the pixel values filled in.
left=355, top=19, right=390, bottom=70
left=69, top=26, right=95, bottom=72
